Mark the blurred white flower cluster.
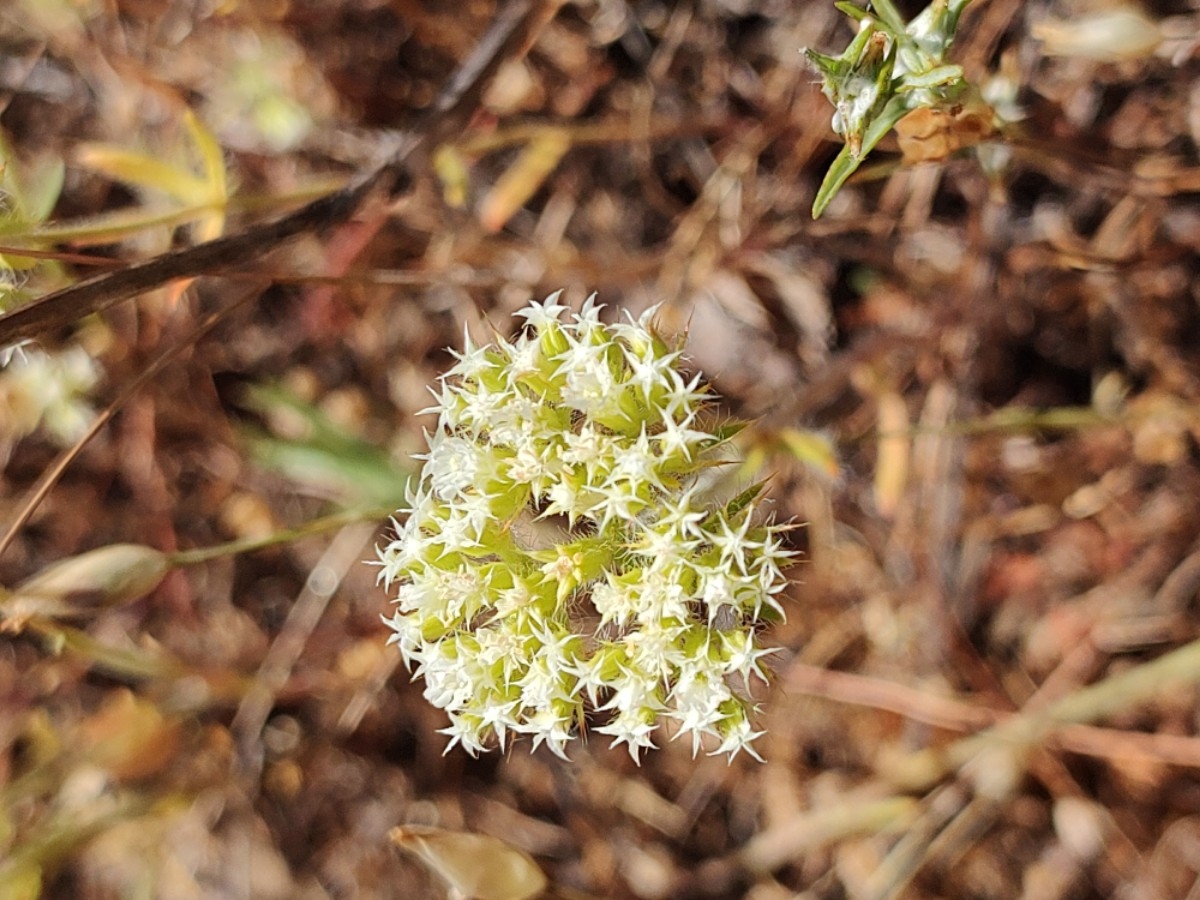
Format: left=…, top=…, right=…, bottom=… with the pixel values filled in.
left=0, top=345, right=99, bottom=446
left=377, top=293, right=791, bottom=762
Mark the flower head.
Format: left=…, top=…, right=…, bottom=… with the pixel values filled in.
left=378, top=292, right=792, bottom=762
left=0, top=345, right=99, bottom=445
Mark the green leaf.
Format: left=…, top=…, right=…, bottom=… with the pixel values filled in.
left=0, top=131, right=64, bottom=222
left=721, top=480, right=769, bottom=522
left=811, top=144, right=858, bottom=219
left=834, top=1, right=871, bottom=23
left=867, top=0, right=908, bottom=35
left=181, top=109, right=228, bottom=242
left=0, top=131, right=65, bottom=272
left=74, top=144, right=210, bottom=206
left=803, top=47, right=848, bottom=81
left=895, top=64, right=965, bottom=92
left=74, top=108, right=228, bottom=242
left=184, top=108, right=226, bottom=202
left=241, top=383, right=412, bottom=506
left=811, top=94, right=910, bottom=218
left=21, top=157, right=65, bottom=223
left=711, top=420, right=750, bottom=443
left=779, top=426, right=841, bottom=481
left=0, top=861, right=42, bottom=900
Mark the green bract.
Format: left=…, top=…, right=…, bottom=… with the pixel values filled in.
left=806, top=0, right=976, bottom=218
left=377, top=294, right=791, bottom=762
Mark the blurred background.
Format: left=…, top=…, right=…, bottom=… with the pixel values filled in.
left=2, top=0, right=1200, bottom=897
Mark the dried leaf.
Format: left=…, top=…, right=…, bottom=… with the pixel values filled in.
left=895, top=104, right=996, bottom=164
left=478, top=130, right=570, bottom=232
left=390, top=825, right=547, bottom=900
left=78, top=689, right=181, bottom=781
left=874, top=392, right=910, bottom=519
left=1033, top=8, right=1162, bottom=62
left=1, top=544, right=170, bottom=626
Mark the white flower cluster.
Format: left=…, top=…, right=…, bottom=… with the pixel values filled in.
left=377, top=293, right=791, bottom=762
left=0, top=345, right=99, bottom=446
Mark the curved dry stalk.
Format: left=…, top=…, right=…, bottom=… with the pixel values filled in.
left=875, top=636, right=1200, bottom=791
left=784, top=660, right=1000, bottom=732
left=786, top=656, right=1200, bottom=773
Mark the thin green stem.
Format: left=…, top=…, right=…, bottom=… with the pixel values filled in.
left=167, top=505, right=391, bottom=567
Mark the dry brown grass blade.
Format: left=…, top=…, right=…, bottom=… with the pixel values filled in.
left=0, top=183, right=375, bottom=348
left=390, top=825, right=548, bottom=900
left=786, top=659, right=1200, bottom=773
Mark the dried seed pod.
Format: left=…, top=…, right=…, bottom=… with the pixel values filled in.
left=2, top=544, right=170, bottom=627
